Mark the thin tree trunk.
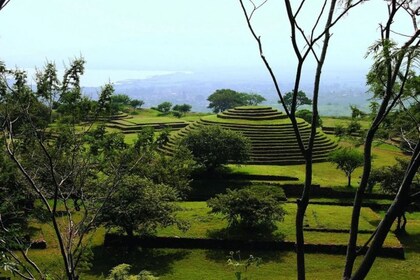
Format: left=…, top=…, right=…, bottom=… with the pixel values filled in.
left=351, top=143, right=419, bottom=279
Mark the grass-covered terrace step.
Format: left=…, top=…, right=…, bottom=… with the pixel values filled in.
left=160, top=106, right=337, bottom=165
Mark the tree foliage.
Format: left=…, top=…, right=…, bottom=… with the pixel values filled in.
left=0, top=59, right=195, bottom=280
left=172, top=103, right=192, bottom=117
left=156, top=101, right=172, bottom=113
left=181, top=125, right=250, bottom=171
left=207, top=89, right=265, bottom=113
left=282, top=91, right=312, bottom=111
left=99, top=176, right=188, bottom=237
left=328, top=148, right=364, bottom=187
left=130, top=99, right=144, bottom=109
left=295, top=109, right=322, bottom=127
left=207, top=186, right=286, bottom=228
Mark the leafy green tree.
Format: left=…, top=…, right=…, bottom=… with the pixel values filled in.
left=110, top=94, right=131, bottom=113
left=346, top=120, right=362, bottom=135
left=207, top=89, right=266, bottom=113
left=281, top=90, right=312, bottom=111
left=370, top=158, right=420, bottom=232
left=111, top=94, right=131, bottom=105
left=96, top=83, right=114, bottom=116
left=245, top=93, right=266, bottom=106
left=207, top=89, right=247, bottom=113
left=130, top=99, right=144, bottom=109
left=328, top=148, right=364, bottom=188
left=350, top=105, right=366, bottom=119
left=99, top=176, right=187, bottom=237
left=181, top=125, right=250, bottom=171
left=295, top=109, right=322, bottom=127
left=172, top=103, right=192, bottom=117
left=207, top=187, right=286, bottom=228
left=0, top=60, right=147, bottom=280
left=156, top=101, right=172, bottom=114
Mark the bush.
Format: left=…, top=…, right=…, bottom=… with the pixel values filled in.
left=156, top=102, right=172, bottom=113
left=207, top=187, right=286, bottom=228
left=346, top=120, right=362, bottom=135
left=296, top=109, right=322, bottom=127
left=181, top=125, right=250, bottom=171
left=334, top=124, right=346, bottom=136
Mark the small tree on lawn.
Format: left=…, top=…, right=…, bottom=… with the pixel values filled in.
left=130, top=99, right=144, bottom=109
left=180, top=125, right=250, bottom=171
left=370, top=158, right=420, bottom=232
left=99, top=176, right=188, bottom=237
left=172, top=103, right=192, bottom=117
left=207, top=186, right=286, bottom=228
left=328, top=148, right=364, bottom=188
left=156, top=101, right=172, bottom=114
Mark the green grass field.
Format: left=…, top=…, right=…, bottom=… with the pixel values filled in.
left=321, top=117, right=371, bottom=129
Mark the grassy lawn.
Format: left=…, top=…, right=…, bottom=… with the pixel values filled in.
left=156, top=202, right=400, bottom=247
left=228, top=137, right=408, bottom=189
left=321, top=117, right=371, bottom=129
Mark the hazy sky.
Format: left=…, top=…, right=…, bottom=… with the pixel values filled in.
left=0, top=0, right=415, bottom=86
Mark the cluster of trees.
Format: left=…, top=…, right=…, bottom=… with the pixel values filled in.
left=0, top=59, right=196, bottom=279
left=110, top=94, right=144, bottom=113
left=155, top=101, right=192, bottom=117
left=0, top=58, right=255, bottom=278
left=238, top=1, right=419, bottom=280
left=207, top=89, right=266, bottom=113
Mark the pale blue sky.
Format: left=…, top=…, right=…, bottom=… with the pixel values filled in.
left=0, top=0, right=414, bottom=86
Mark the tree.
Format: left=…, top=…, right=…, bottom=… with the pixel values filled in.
left=0, top=0, right=10, bottom=11
left=328, top=148, right=364, bottom=188
left=181, top=125, right=250, bottom=171
left=172, top=103, right=192, bottom=117
left=99, top=176, right=187, bottom=237
left=295, top=109, right=322, bottom=127
left=156, top=101, right=172, bottom=114
left=344, top=2, right=420, bottom=278
left=238, top=2, right=365, bottom=278
left=370, top=158, right=420, bottom=232
left=0, top=60, right=150, bottom=280
left=350, top=105, right=366, bottom=119
left=207, top=186, right=286, bottom=228
left=130, top=99, right=144, bottom=109
left=245, top=93, right=266, bottom=105
left=282, top=90, right=312, bottom=111
left=207, top=89, right=248, bottom=113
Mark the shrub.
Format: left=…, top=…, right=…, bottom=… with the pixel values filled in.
left=346, top=120, right=362, bottom=135
left=207, top=187, right=286, bottom=228
left=156, top=102, right=172, bottom=113
left=335, top=124, right=346, bottom=136
left=296, top=109, right=322, bottom=127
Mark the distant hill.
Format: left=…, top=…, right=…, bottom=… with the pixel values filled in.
left=83, top=71, right=372, bottom=116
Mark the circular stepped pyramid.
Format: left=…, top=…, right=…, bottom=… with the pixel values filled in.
left=161, top=106, right=337, bottom=165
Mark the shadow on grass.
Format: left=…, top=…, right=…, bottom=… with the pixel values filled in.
left=86, top=246, right=190, bottom=277
left=206, top=224, right=286, bottom=242
left=396, top=231, right=420, bottom=253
